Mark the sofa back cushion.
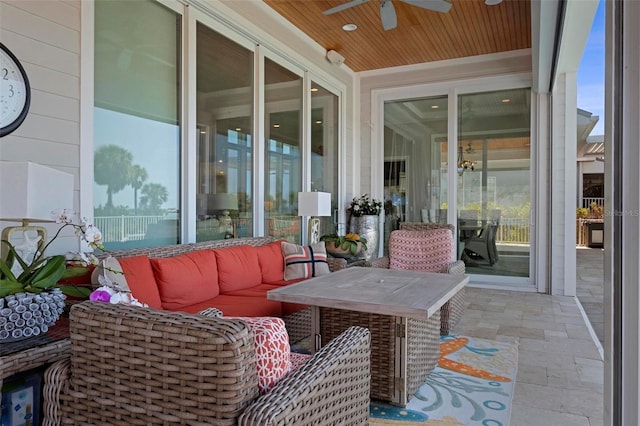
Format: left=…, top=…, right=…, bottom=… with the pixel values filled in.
left=215, top=245, right=262, bottom=293
left=150, top=250, right=219, bottom=310
left=117, top=256, right=163, bottom=309
left=256, top=240, right=285, bottom=283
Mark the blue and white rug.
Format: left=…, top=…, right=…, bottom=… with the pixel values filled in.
left=370, top=335, right=518, bottom=426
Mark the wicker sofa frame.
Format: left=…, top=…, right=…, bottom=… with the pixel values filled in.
left=96, top=236, right=347, bottom=343
left=371, top=223, right=466, bottom=335
left=43, top=302, right=371, bottom=425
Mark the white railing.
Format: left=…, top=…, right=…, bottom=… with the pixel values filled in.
left=94, top=215, right=164, bottom=243
left=582, top=197, right=605, bottom=209
left=495, top=217, right=530, bottom=245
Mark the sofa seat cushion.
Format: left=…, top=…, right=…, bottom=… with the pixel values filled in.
left=116, top=255, right=163, bottom=309
left=215, top=245, right=262, bottom=293
left=281, top=302, right=309, bottom=317
left=265, top=278, right=305, bottom=287
left=177, top=295, right=282, bottom=317
left=226, top=316, right=291, bottom=394
left=256, top=240, right=286, bottom=283
left=150, top=250, right=219, bottom=310
left=224, top=283, right=281, bottom=297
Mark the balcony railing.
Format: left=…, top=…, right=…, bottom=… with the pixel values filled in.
left=94, top=215, right=164, bottom=243
left=582, top=197, right=605, bottom=209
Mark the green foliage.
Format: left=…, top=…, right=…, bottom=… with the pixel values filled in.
left=320, top=233, right=368, bottom=255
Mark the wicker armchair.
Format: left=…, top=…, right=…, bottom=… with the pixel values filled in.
left=370, top=226, right=465, bottom=335
left=43, top=302, right=371, bottom=425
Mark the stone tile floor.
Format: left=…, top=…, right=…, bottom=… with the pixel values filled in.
left=456, top=286, right=604, bottom=426
left=576, top=247, right=605, bottom=346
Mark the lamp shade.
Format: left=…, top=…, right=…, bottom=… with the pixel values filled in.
left=0, top=161, right=74, bottom=222
left=298, top=192, right=332, bottom=217
left=209, top=193, right=238, bottom=211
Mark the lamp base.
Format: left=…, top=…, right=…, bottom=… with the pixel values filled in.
left=308, top=217, right=320, bottom=244
left=1, top=225, right=47, bottom=275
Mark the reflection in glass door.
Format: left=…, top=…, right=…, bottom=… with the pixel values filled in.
left=383, top=95, right=448, bottom=255
left=456, top=89, right=531, bottom=278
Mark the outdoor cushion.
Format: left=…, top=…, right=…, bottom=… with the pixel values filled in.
left=256, top=240, right=286, bottom=283
left=177, top=295, right=282, bottom=317
left=115, top=255, right=163, bottom=309
left=215, top=245, right=263, bottom=293
left=226, top=316, right=291, bottom=394
left=151, top=250, right=219, bottom=310
left=282, top=242, right=330, bottom=280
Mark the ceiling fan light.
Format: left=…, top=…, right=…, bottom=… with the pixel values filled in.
left=485, top=0, right=503, bottom=5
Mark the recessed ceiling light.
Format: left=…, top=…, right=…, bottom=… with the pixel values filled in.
left=485, top=0, right=503, bottom=5
left=273, top=124, right=280, bottom=128
left=342, top=23, right=357, bottom=31
left=311, top=87, right=319, bottom=92
left=501, top=98, right=511, bottom=103
left=235, top=127, right=241, bottom=131
left=315, top=120, right=323, bottom=124
left=199, top=130, right=206, bottom=134
left=431, top=105, right=439, bottom=109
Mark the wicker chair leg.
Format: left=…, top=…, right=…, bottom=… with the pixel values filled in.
left=440, top=288, right=465, bottom=335
left=42, top=358, right=71, bottom=426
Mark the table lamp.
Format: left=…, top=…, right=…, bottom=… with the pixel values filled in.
left=298, top=192, right=331, bottom=244
left=0, top=162, right=74, bottom=262
left=210, top=193, right=238, bottom=238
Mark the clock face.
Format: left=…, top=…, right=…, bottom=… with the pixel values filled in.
left=1, top=43, right=31, bottom=137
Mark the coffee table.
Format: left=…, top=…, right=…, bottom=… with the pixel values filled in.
left=268, top=267, right=468, bottom=406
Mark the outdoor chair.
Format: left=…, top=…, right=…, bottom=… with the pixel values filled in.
left=464, top=209, right=501, bottom=266
left=370, top=227, right=466, bottom=335
left=43, top=302, right=371, bottom=426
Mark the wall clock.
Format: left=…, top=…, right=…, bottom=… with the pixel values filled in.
left=1, top=42, right=31, bottom=137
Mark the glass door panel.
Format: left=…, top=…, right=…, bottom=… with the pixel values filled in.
left=196, top=23, right=253, bottom=241
left=94, top=0, right=181, bottom=249
left=457, top=89, right=531, bottom=277
left=311, top=82, right=339, bottom=236
left=383, top=95, right=448, bottom=254
left=264, top=59, right=302, bottom=243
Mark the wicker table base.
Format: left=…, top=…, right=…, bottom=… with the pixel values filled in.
left=319, top=307, right=440, bottom=406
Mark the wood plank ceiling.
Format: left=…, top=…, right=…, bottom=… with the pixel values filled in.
left=263, top=0, right=531, bottom=72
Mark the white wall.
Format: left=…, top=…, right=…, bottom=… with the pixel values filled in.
left=0, top=0, right=82, bottom=252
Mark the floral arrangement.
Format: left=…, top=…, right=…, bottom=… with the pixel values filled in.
left=1, top=209, right=143, bottom=306
left=0, top=209, right=103, bottom=298
left=320, top=232, right=367, bottom=256
left=348, top=194, right=383, bottom=217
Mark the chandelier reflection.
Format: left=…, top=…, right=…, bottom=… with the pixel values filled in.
left=457, top=144, right=476, bottom=176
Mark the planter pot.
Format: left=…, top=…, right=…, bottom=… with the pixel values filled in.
left=325, top=242, right=363, bottom=259
left=349, top=215, right=379, bottom=262
left=0, top=288, right=66, bottom=342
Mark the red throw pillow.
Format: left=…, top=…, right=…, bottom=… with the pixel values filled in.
left=150, top=250, right=219, bottom=310
left=117, top=256, right=163, bottom=309
left=226, top=316, right=291, bottom=394
left=214, top=245, right=262, bottom=293
left=256, top=241, right=285, bottom=283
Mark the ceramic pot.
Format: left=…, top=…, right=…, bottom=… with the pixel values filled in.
left=0, top=288, right=65, bottom=342
left=325, top=242, right=363, bottom=259
left=349, top=215, right=379, bottom=261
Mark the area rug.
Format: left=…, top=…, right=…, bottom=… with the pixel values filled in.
left=369, top=335, right=519, bottom=426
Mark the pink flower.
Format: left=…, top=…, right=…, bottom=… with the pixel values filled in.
left=90, top=290, right=111, bottom=303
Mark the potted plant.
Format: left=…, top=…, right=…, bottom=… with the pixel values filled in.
left=320, top=233, right=368, bottom=258
left=347, top=194, right=382, bottom=261
left=0, top=209, right=104, bottom=342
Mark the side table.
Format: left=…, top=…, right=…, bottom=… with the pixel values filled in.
left=1, top=318, right=70, bottom=393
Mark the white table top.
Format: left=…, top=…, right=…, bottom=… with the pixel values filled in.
left=268, top=267, right=468, bottom=320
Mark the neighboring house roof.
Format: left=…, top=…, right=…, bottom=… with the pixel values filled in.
left=577, top=109, right=603, bottom=158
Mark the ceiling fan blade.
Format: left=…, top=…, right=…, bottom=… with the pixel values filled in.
left=400, top=0, right=452, bottom=13
left=380, top=0, right=398, bottom=30
left=323, top=0, right=370, bottom=15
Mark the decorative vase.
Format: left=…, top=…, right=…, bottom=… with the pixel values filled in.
left=325, top=242, right=363, bottom=259
left=349, top=215, right=379, bottom=262
left=0, top=288, right=66, bottom=343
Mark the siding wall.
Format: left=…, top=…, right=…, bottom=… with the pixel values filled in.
left=0, top=0, right=82, bottom=251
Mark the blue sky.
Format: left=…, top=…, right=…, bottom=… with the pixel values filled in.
left=577, top=0, right=605, bottom=136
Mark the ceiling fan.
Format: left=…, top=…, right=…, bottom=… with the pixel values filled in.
left=322, top=0, right=452, bottom=31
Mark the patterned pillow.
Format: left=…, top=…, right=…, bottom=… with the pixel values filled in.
left=281, top=242, right=331, bottom=280
left=227, top=316, right=291, bottom=394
